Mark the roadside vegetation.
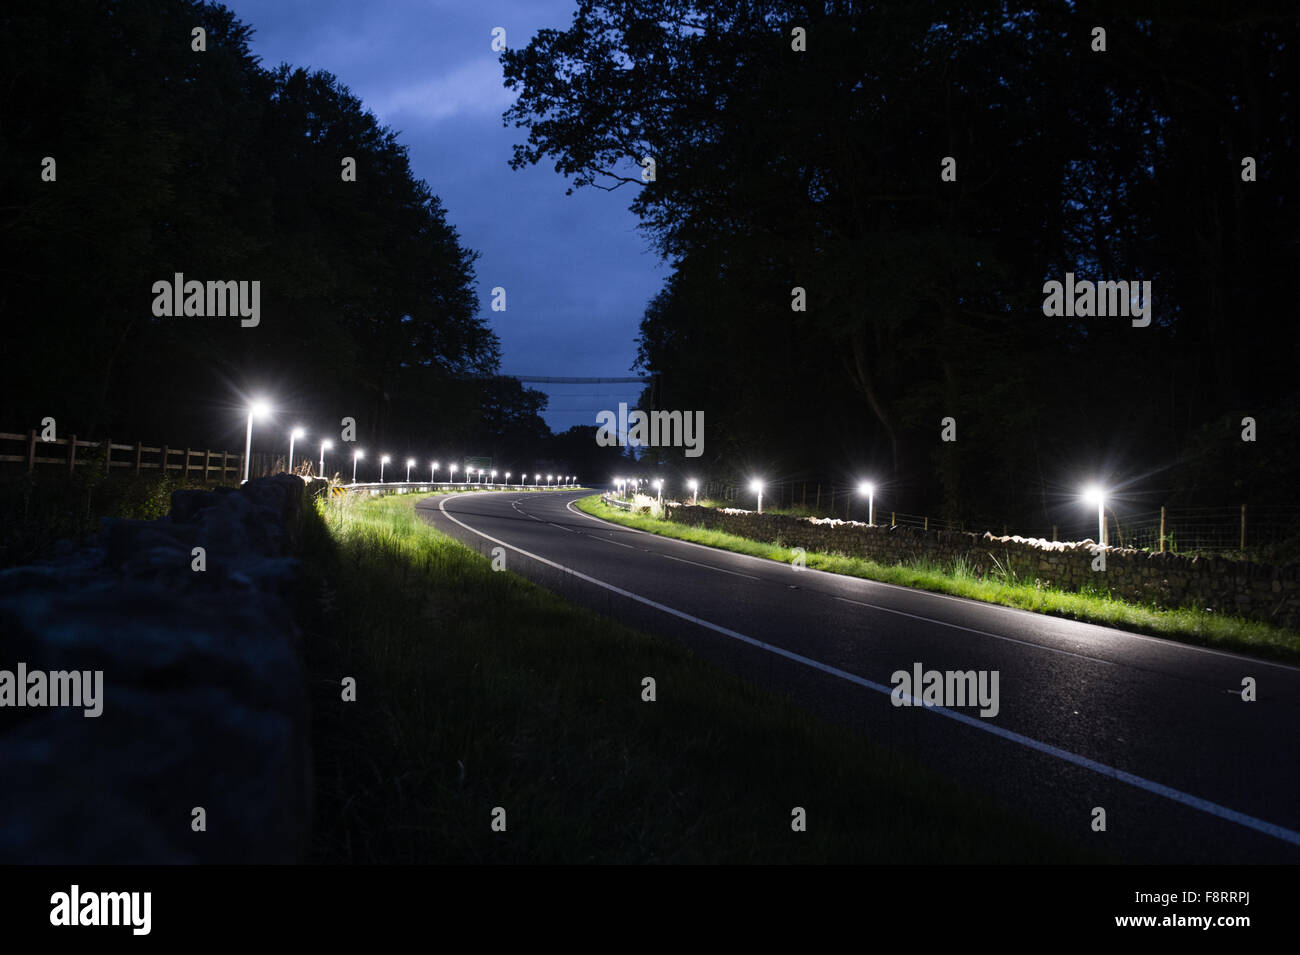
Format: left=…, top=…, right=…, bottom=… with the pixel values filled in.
left=0, top=467, right=235, bottom=569
left=576, top=495, right=1300, bottom=665
left=296, top=490, right=1094, bottom=863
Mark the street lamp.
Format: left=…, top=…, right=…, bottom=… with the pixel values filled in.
left=688, top=478, right=698, bottom=505
left=352, top=449, right=364, bottom=484
left=431, top=461, right=439, bottom=483
left=491, top=469, right=498, bottom=486
left=287, top=427, right=305, bottom=476
left=406, top=458, right=415, bottom=482
left=505, top=471, right=511, bottom=485
left=380, top=454, right=391, bottom=483
left=319, top=439, right=333, bottom=478
left=449, top=463, right=457, bottom=483
left=1083, top=485, right=1107, bottom=546
left=654, top=478, right=663, bottom=505
left=534, top=473, right=540, bottom=486
left=243, top=399, right=271, bottom=483
left=858, top=481, right=875, bottom=525
left=750, top=479, right=764, bottom=514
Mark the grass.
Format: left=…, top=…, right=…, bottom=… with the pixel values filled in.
left=296, top=490, right=1095, bottom=863
left=576, top=495, right=1300, bottom=665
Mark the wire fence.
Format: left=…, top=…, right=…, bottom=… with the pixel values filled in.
left=690, top=479, right=1300, bottom=565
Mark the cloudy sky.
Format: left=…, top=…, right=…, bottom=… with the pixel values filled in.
left=222, top=0, right=666, bottom=431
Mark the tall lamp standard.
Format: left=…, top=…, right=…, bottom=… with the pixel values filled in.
left=491, top=469, right=498, bottom=486
left=380, top=454, right=391, bottom=483
left=352, top=449, right=364, bottom=484
left=1084, top=486, right=1108, bottom=546
left=449, top=463, right=457, bottom=484
left=688, top=479, right=698, bottom=505
left=750, top=479, right=764, bottom=514
left=287, top=427, right=305, bottom=476
left=319, top=439, right=333, bottom=478
left=243, top=400, right=271, bottom=483
left=406, top=458, right=416, bottom=482
left=858, top=481, right=875, bottom=526
left=431, top=461, right=439, bottom=483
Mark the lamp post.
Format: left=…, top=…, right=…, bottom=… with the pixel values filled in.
left=688, top=479, right=698, bottom=505
left=243, top=400, right=271, bottom=483
left=491, top=469, right=498, bottom=486
left=431, top=461, right=438, bottom=483
left=406, top=458, right=415, bottom=482
left=352, top=449, right=364, bottom=484
left=1084, top=486, right=1107, bottom=546
left=449, top=463, right=457, bottom=484
left=859, top=481, right=875, bottom=526
left=654, top=478, right=663, bottom=505
left=319, top=439, right=333, bottom=478
left=287, top=427, right=305, bottom=476
left=750, top=479, right=764, bottom=514
left=380, top=454, right=390, bottom=483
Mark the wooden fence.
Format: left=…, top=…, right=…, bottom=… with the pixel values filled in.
left=0, top=430, right=244, bottom=481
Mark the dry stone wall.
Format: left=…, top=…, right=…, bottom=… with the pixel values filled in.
left=665, top=504, right=1300, bottom=629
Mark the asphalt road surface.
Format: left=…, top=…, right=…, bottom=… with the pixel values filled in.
left=416, top=489, right=1300, bottom=863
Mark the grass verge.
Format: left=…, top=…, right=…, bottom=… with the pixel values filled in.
left=576, top=495, right=1300, bottom=665
left=296, top=490, right=1094, bottom=863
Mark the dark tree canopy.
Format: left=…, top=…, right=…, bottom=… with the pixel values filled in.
left=504, top=0, right=1300, bottom=526
left=0, top=0, right=548, bottom=468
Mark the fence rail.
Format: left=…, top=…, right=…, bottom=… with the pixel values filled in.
left=0, top=430, right=244, bottom=481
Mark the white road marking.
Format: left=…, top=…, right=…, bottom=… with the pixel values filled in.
left=566, top=499, right=1300, bottom=674
left=832, top=595, right=1115, bottom=667
left=439, top=493, right=1300, bottom=849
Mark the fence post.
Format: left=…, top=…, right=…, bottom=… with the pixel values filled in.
left=1051, top=524, right=1057, bottom=542
left=68, top=434, right=77, bottom=473
left=104, top=438, right=112, bottom=475
left=1240, top=504, right=1247, bottom=555
left=925, top=516, right=929, bottom=531
left=183, top=447, right=191, bottom=482
left=1159, top=506, right=1166, bottom=553
left=891, top=511, right=896, bottom=527
left=222, top=451, right=229, bottom=480
left=27, top=429, right=37, bottom=471
left=161, top=445, right=168, bottom=478
left=134, top=441, right=143, bottom=475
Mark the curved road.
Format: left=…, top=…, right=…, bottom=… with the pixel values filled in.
left=416, top=489, right=1300, bottom=863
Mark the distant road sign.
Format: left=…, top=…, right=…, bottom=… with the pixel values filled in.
left=465, top=456, right=493, bottom=469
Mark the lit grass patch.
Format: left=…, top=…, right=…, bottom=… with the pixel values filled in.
left=576, top=495, right=1300, bottom=665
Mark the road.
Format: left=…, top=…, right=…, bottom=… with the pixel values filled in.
left=416, top=489, right=1300, bottom=863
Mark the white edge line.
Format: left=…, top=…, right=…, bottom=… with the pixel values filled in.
left=566, top=498, right=1300, bottom=674
left=437, top=494, right=1300, bottom=850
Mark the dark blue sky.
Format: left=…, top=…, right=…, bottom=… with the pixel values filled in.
left=223, top=0, right=665, bottom=432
